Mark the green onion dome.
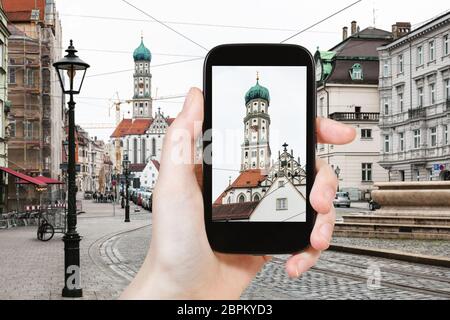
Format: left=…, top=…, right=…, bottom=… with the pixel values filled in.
left=245, top=75, right=270, bottom=105
left=133, top=38, right=151, bottom=61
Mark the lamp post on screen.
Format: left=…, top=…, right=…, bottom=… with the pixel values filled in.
left=122, top=152, right=131, bottom=223
left=53, top=40, right=89, bottom=298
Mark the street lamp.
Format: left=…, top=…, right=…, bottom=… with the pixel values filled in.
left=122, top=152, right=131, bottom=223
left=53, top=40, right=89, bottom=298
left=335, top=166, right=341, bottom=192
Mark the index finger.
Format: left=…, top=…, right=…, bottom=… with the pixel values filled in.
left=316, top=118, right=356, bottom=145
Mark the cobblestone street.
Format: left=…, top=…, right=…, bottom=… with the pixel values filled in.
left=0, top=200, right=449, bottom=300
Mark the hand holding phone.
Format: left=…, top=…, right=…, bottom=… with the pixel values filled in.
left=121, top=46, right=356, bottom=299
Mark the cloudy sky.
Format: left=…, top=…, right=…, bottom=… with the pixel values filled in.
left=212, top=66, right=307, bottom=199
left=55, top=0, right=450, bottom=142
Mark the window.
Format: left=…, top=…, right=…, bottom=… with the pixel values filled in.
left=430, top=127, right=437, bottom=147
left=399, top=170, right=405, bottom=182
left=399, top=133, right=404, bottom=151
left=276, top=198, right=288, bottom=210
left=428, top=168, right=433, bottom=181
left=24, top=121, right=33, bottom=139
left=251, top=151, right=257, bottom=157
left=383, top=60, right=389, bottom=77
left=415, top=170, right=420, bottom=181
left=8, top=67, right=15, bottom=84
left=319, top=97, right=324, bottom=117
left=9, top=120, right=16, bottom=137
left=238, top=194, right=245, bottom=203
left=151, top=138, right=156, bottom=156
left=350, top=63, right=363, bottom=80
left=141, top=139, right=146, bottom=163
left=418, top=87, right=423, bottom=107
left=445, top=125, right=448, bottom=145
left=362, top=163, right=372, bottom=182
left=384, top=135, right=390, bottom=153
left=383, top=98, right=389, bottom=115
left=26, top=69, right=34, bottom=86
left=430, top=84, right=435, bottom=104
left=414, top=129, right=421, bottom=149
left=133, top=138, right=138, bottom=163
left=417, top=46, right=423, bottom=65
left=398, top=54, right=404, bottom=73
left=429, top=41, right=435, bottom=61
left=398, top=93, right=404, bottom=112
left=445, top=79, right=450, bottom=100
left=361, top=129, right=372, bottom=139
left=444, top=34, right=449, bottom=56
left=278, top=180, right=285, bottom=188
left=253, top=194, right=260, bottom=201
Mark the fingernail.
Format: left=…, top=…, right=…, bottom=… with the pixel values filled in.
left=320, top=223, right=333, bottom=243
left=296, top=260, right=308, bottom=277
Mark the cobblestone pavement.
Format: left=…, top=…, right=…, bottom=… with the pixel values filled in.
left=1, top=200, right=449, bottom=300
left=107, top=225, right=450, bottom=300
left=0, top=199, right=150, bottom=300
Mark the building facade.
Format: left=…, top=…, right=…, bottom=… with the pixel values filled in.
left=378, top=13, right=450, bottom=181
left=4, top=0, right=64, bottom=208
left=213, top=76, right=307, bottom=222
left=0, top=1, right=10, bottom=213
left=110, top=38, right=174, bottom=177
left=315, top=21, right=394, bottom=200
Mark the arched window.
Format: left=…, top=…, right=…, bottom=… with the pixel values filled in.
left=133, top=138, right=138, bottom=164
left=227, top=197, right=231, bottom=204
left=253, top=193, right=260, bottom=202
left=350, top=63, right=363, bottom=80
left=141, top=139, right=146, bottom=163
left=152, top=138, right=156, bottom=156
left=238, top=194, right=245, bottom=203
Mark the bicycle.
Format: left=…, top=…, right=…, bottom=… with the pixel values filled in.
left=37, top=212, right=55, bottom=241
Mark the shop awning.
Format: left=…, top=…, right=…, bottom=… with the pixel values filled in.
left=0, top=167, right=47, bottom=187
left=16, top=175, right=64, bottom=185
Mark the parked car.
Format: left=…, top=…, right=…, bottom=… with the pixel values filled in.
left=83, top=191, right=93, bottom=200
left=369, top=200, right=381, bottom=211
left=333, top=192, right=351, bottom=208
left=141, top=192, right=152, bottom=210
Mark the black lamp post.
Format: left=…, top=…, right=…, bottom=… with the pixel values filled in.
left=53, top=40, right=89, bottom=298
left=334, top=166, right=341, bottom=192
left=122, top=152, right=131, bottom=223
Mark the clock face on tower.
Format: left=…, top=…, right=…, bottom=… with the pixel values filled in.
left=316, top=59, right=322, bottom=82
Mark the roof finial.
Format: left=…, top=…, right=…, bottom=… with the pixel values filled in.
left=256, top=71, right=259, bottom=82
left=141, top=30, right=144, bottom=41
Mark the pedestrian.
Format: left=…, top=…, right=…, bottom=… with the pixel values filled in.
left=119, top=88, right=356, bottom=299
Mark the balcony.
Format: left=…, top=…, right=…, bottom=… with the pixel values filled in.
left=408, top=107, right=426, bottom=120
left=329, top=112, right=379, bottom=122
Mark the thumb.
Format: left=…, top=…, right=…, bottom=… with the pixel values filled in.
left=157, top=87, right=204, bottom=192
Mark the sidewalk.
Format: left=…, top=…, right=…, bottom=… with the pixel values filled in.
left=0, top=199, right=150, bottom=300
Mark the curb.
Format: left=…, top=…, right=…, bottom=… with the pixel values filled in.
left=329, top=244, right=450, bottom=268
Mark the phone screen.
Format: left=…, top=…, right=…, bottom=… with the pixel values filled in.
left=212, top=66, right=308, bottom=223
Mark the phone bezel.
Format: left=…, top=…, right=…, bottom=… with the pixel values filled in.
left=203, top=44, right=316, bottom=254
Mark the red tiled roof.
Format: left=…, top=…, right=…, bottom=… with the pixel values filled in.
left=212, top=202, right=259, bottom=221
left=151, top=160, right=160, bottom=171
left=213, top=170, right=266, bottom=204
left=110, top=116, right=176, bottom=138
left=125, top=119, right=152, bottom=135
left=3, top=0, right=45, bottom=22
left=230, top=169, right=266, bottom=189
left=110, top=119, right=133, bottom=138
left=129, top=163, right=146, bottom=173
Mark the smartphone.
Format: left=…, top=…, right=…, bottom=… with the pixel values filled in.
left=203, top=44, right=316, bottom=255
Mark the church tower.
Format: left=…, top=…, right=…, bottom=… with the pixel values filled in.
left=241, top=73, right=272, bottom=172
left=131, top=37, right=152, bottom=118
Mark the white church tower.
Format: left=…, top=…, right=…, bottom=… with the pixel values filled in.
left=131, top=37, right=152, bottom=118
left=241, top=73, right=272, bottom=172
